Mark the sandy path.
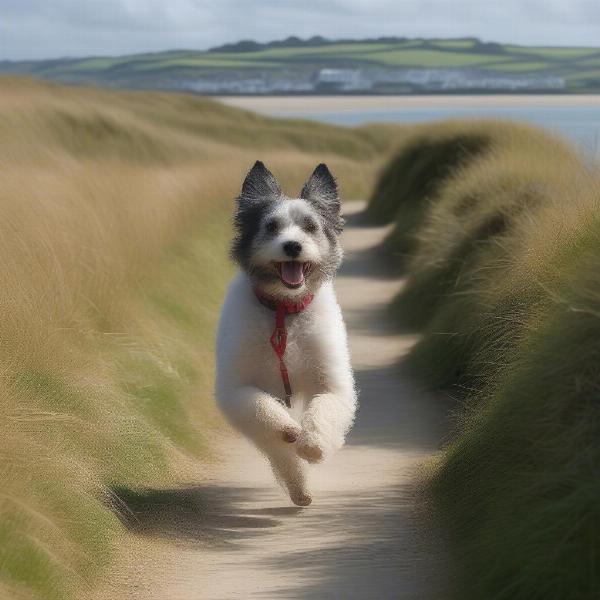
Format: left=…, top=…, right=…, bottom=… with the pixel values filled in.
left=89, top=202, right=447, bottom=600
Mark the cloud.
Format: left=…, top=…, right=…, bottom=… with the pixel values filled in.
left=1, top=0, right=599, bottom=60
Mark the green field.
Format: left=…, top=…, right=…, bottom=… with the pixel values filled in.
left=505, top=45, right=600, bottom=59
left=354, top=48, right=507, bottom=67
left=3, top=37, right=600, bottom=92
left=487, top=61, right=552, bottom=72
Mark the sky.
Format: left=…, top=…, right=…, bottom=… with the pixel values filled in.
left=2, top=0, right=600, bottom=61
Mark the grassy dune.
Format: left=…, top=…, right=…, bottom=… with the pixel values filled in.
left=0, top=77, right=398, bottom=600
left=368, top=120, right=600, bottom=598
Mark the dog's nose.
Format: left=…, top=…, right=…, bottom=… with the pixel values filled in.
left=283, top=241, right=302, bottom=258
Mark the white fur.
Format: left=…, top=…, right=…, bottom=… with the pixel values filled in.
left=215, top=273, right=357, bottom=505
left=252, top=201, right=323, bottom=266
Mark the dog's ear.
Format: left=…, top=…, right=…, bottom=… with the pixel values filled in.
left=300, top=163, right=337, bottom=204
left=300, top=164, right=343, bottom=233
left=239, top=161, right=281, bottom=204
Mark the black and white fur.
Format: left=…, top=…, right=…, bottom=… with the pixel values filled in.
left=215, top=161, right=357, bottom=506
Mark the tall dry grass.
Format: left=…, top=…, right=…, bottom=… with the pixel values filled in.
left=367, top=119, right=600, bottom=599
left=0, top=77, right=399, bottom=600
left=363, top=120, right=578, bottom=266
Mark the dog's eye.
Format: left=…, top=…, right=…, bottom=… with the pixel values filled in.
left=264, top=219, right=279, bottom=234
left=303, top=218, right=318, bottom=234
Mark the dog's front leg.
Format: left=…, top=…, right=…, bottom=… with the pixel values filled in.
left=295, top=301, right=357, bottom=463
left=296, top=389, right=356, bottom=463
left=217, top=383, right=302, bottom=446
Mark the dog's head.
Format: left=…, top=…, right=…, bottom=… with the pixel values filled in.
left=232, top=161, right=344, bottom=299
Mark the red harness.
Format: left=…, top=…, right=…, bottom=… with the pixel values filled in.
left=254, top=290, right=314, bottom=408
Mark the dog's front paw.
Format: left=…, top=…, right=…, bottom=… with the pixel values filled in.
left=296, top=436, right=324, bottom=464
left=281, top=424, right=301, bottom=444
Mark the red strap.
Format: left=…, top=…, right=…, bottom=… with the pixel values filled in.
left=256, top=290, right=314, bottom=408
left=270, top=304, right=292, bottom=407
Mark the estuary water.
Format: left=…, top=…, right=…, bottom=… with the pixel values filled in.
left=220, top=95, right=600, bottom=158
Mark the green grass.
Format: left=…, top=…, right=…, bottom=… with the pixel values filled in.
left=486, top=61, right=552, bottom=72
left=431, top=39, right=476, bottom=49
left=237, top=42, right=396, bottom=59
left=505, top=45, right=600, bottom=59
left=0, top=76, right=399, bottom=600
left=367, top=119, right=600, bottom=599
left=132, top=57, right=281, bottom=70
left=358, top=48, right=504, bottom=67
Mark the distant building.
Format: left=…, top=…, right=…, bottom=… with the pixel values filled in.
left=316, top=69, right=370, bottom=91
left=180, top=75, right=314, bottom=94
left=168, top=66, right=565, bottom=95
left=368, top=68, right=565, bottom=91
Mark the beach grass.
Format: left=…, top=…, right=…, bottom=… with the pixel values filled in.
left=367, top=118, right=600, bottom=599
left=0, top=76, right=399, bottom=600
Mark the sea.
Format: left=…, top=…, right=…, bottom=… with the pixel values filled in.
left=248, top=99, right=600, bottom=159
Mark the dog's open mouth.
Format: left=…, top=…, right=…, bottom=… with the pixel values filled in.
left=275, top=262, right=311, bottom=289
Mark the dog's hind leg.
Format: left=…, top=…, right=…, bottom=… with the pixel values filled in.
left=266, top=444, right=312, bottom=507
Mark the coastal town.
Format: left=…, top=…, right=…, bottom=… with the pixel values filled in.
left=178, top=66, right=566, bottom=94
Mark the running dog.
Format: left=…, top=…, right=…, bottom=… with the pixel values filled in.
left=215, top=161, right=357, bottom=506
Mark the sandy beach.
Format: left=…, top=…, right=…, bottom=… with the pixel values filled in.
left=219, top=94, right=600, bottom=115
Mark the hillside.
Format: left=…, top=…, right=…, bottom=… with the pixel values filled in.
left=2, top=37, right=600, bottom=94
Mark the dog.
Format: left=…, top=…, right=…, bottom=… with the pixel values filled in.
left=215, top=161, right=357, bottom=506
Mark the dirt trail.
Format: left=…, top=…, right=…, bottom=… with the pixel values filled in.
left=90, top=201, right=448, bottom=600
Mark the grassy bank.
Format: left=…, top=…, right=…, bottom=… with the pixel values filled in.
left=367, top=120, right=600, bottom=598
left=0, top=77, right=398, bottom=600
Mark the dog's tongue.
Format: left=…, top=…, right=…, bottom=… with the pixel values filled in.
left=281, top=261, right=304, bottom=286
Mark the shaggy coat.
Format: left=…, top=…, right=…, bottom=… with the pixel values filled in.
left=215, top=161, right=356, bottom=506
